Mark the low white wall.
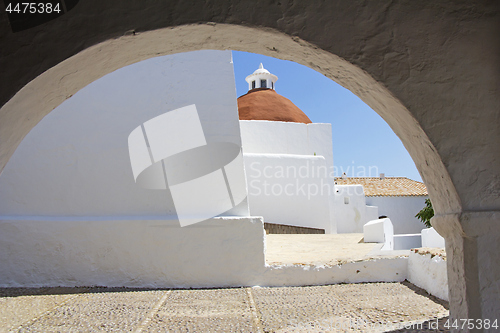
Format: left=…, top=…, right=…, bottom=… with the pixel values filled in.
left=421, top=227, right=445, bottom=248
left=244, top=153, right=333, bottom=233
left=261, top=257, right=408, bottom=286
left=393, top=234, right=422, bottom=250
left=363, top=218, right=394, bottom=250
left=1, top=215, right=445, bottom=293
left=365, top=196, right=428, bottom=234
left=0, top=217, right=265, bottom=288
left=334, top=185, right=370, bottom=233
left=408, top=250, right=448, bottom=301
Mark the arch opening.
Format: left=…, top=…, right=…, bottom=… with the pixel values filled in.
left=0, top=23, right=461, bottom=220
left=0, top=43, right=453, bottom=313
left=0, top=26, right=461, bottom=301
left=3, top=21, right=490, bottom=325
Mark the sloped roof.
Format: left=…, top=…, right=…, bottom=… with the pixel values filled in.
left=334, top=177, right=428, bottom=197
left=237, top=88, right=312, bottom=124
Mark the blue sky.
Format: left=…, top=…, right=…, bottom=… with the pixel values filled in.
left=232, top=51, right=422, bottom=182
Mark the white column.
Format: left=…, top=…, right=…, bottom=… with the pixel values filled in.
left=433, top=211, right=500, bottom=331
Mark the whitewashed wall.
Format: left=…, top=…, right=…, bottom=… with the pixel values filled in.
left=239, top=120, right=333, bottom=171
left=421, top=227, right=445, bottom=248
left=0, top=50, right=248, bottom=218
left=365, top=205, right=379, bottom=222
left=244, top=153, right=333, bottom=233
left=363, top=218, right=394, bottom=250
left=240, top=120, right=336, bottom=232
left=334, top=185, right=371, bottom=233
left=408, top=251, right=448, bottom=301
left=0, top=51, right=260, bottom=287
left=365, top=196, right=428, bottom=234
left=393, top=234, right=422, bottom=250
left=0, top=217, right=265, bottom=288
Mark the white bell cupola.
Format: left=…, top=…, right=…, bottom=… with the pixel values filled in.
left=245, top=63, right=278, bottom=91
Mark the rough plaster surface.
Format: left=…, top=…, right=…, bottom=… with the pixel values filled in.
left=408, top=250, right=448, bottom=301
left=261, top=257, right=408, bottom=287
left=433, top=211, right=500, bottom=324
left=1, top=1, right=499, bottom=324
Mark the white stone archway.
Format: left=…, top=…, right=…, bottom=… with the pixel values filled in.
left=0, top=23, right=498, bottom=327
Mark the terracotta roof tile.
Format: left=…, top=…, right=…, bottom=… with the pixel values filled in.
left=334, top=177, right=428, bottom=197
left=237, top=88, right=312, bottom=124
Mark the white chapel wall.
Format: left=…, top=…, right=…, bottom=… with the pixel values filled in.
left=239, top=120, right=332, bottom=165
left=240, top=120, right=336, bottom=232
left=307, top=123, right=334, bottom=171
left=244, top=153, right=332, bottom=233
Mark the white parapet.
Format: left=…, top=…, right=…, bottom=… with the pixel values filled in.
left=408, top=249, right=448, bottom=301
left=393, top=234, right=422, bottom=250
left=0, top=216, right=413, bottom=289
left=421, top=227, right=445, bottom=248
left=0, top=217, right=265, bottom=288
left=363, top=218, right=394, bottom=250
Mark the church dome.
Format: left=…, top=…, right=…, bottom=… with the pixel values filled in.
left=237, top=88, right=312, bottom=124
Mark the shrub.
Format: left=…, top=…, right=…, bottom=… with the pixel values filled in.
left=416, top=198, right=434, bottom=228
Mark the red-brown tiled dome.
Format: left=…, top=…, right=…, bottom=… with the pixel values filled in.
left=237, top=88, right=312, bottom=124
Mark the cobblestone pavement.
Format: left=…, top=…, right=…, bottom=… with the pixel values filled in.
left=1, top=282, right=449, bottom=332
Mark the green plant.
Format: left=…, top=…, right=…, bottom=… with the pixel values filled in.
left=416, top=198, right=434, bottom=228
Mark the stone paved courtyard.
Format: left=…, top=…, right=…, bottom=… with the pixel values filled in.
left=265, top=234, right=409, bottom=266
left=1, top=281, right=449, bottom=332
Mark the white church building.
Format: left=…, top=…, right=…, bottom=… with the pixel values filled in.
left=238, top=64, right=383, bottom=234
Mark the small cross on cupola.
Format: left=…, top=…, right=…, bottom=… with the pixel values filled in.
left=245, top=63, right=278, bottom=92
